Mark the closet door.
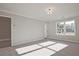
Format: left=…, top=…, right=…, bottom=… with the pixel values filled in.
left=0, top=16, right=11, bottom=48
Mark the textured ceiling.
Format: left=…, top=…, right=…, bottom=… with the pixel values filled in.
left=0, top=3, right=79, bottom=21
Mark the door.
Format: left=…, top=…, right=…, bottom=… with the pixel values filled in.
left=0, top=16, right=11, bottom=48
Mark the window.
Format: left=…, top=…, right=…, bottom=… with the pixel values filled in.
left=65, top=21, right=75, bottom=35
left=56, top=22, right=64, bottom=35
left=56, top=20, right=75, bottom=35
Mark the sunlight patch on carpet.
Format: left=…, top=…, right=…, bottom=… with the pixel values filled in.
left=16, top=44, right=42, bottom=54
left=22, top=48, right=56, bottom=56
left=47, top=43, right=68, bottom=51
left=38, top=41, right=56, bottom=46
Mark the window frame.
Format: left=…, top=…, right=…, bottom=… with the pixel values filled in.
left=56, top=20, right=75, bottom=36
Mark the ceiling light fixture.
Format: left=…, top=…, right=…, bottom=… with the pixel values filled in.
left=46, top=7, right=55, bottom=16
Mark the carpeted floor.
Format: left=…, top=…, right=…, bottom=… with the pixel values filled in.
left=0, top=39, right=79, bottom=56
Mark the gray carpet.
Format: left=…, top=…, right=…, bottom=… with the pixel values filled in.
left=0, top=39, right=79, bottom=56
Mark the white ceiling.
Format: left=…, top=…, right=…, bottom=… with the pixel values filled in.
left=0, top=3, right=79, bottom=21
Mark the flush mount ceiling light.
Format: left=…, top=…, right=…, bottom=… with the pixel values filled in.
left=46, top=7, right=55, bottom=16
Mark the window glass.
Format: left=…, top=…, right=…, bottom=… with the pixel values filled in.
left=65, top=21, right=75, bottom=35
left=56, top=20, right=75, bottom=35
left=56, top=22, right=64, bottom=34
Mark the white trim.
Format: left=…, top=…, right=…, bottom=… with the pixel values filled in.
left=44, top=23, right=47, bottom=38
left=0, top=15, right=11, bottom=18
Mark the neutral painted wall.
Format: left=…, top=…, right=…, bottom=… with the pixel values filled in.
left=47, top=17, right=79, bottom=43
left=0, top=11, right=46, bottom=46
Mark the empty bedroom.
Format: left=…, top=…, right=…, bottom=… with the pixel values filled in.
left=0, top=3, right=79, bottom=56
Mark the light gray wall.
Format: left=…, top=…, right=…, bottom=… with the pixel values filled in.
left=0, top=11, right=46, bottom=46
left=47, top=17, right=79, bottom=43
